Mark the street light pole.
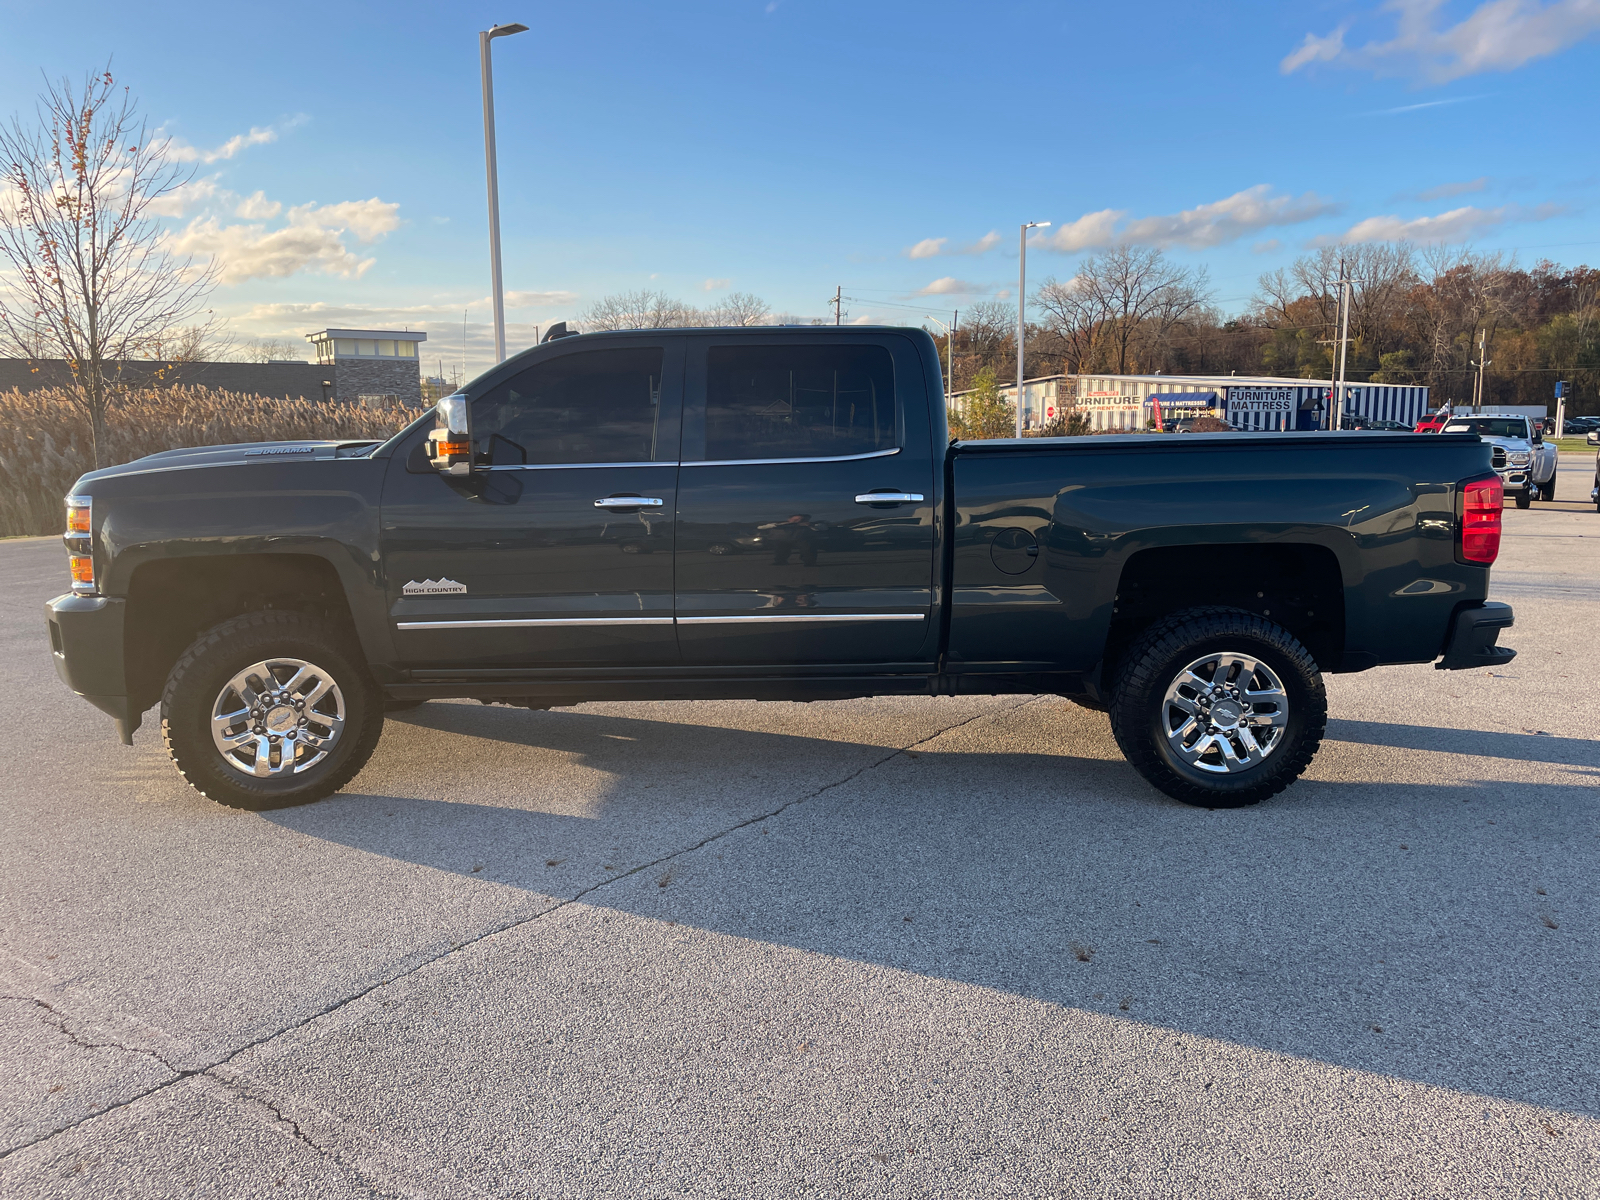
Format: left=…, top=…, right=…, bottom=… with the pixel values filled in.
left=1017, top=221, right=1050, bottom=437
left=480, top=22, right=528, bottom=365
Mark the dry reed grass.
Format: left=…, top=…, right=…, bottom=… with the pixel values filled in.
left=0, top=386, right=415, bottom=536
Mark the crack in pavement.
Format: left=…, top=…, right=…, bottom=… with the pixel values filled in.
left=3, top=996, right=185, bottom=1080
left=0, top=698, right=1037, bottom=1180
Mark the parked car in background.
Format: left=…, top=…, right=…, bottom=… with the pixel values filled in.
left=1365, top=419, right=1413, bottom=432
left=1440, top=414, right=1557, bottom=507
left=1416, top=409, right=1453, bottom=433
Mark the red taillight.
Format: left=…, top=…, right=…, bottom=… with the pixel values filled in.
left=1460, top=476, right=1502, bottom=564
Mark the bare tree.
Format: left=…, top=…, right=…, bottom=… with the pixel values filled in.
left=580, top=290, right=696, bottom=331
left=1268, top=243, right=1416, bottom=349
left=237, top=336, right=301, bottom=363
left=0, top=69, right=217, bottom=467
left=703, top=291, right=771, bottom=327
left=1061, top=245, right=1210, bottom=375
left=1034, top=275, right=1109, bottom=375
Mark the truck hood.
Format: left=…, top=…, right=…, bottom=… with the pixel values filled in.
left=74, top=439, right=381, bottom=484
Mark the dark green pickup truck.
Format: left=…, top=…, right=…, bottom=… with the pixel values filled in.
left=46, top=326, right=1514, bottom=811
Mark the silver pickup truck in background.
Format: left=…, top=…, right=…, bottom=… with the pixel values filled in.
left=1441, top=414, right=1558, bottom=507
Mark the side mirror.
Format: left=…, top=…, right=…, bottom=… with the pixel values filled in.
left=428, top=393, right=473, bottom=474
left=1531, top=429, right=1542, bottom=444
left=1588, top=430, right=1599, bottom=446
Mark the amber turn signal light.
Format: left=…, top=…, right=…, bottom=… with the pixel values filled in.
left=69, top=555, right=95, bottom=593
left=66, top=494, right=91, bottom=534
left=437, top=440, right=470, bottom=457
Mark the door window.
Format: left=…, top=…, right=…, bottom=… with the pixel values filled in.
left=474, top=348, right=667, bottom=465
left=703, top=344, right=897, bottom=461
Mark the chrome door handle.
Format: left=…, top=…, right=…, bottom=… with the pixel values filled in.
left=595, top=496, right=664, bottom=508
left=854, top=492, right=924, bottom=504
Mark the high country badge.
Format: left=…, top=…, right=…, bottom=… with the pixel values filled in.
left=402, top=578, right=468, bottom=596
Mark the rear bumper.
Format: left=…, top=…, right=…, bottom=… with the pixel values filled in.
left=1435, top=601, right=1516, bottom=671
left=44, top=594, right=138, bottom=741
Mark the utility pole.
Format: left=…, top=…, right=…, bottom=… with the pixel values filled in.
left=1472, top=329, right=1490, bottom=413
left=1334, top=277, right=1352, bottom=430
left=831, top=286, right=842, bottom=326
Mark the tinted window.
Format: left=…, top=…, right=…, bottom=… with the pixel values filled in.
left=1443, top=418, right=1529, bottom=438
left=704, top=344, right=897, bottom=460
left=474, top=348, right=666, bottom=464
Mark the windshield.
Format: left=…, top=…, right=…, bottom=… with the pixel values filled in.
left=1442, top=418, right=1530, bottom=438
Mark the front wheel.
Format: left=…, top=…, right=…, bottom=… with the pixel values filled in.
left=161, top=611, right=384, bottom=810
left=1515, top=489, right=1532, bottom=509
left=1109, top=608, right=1326, bottom=808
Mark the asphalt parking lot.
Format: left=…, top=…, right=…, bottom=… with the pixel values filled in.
left=2, top=453, right=1597, bottom=1199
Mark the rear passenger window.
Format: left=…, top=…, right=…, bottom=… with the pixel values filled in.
left=473, top=348, right=665, bottom=465
left=704, top=344, right=897, bottom=461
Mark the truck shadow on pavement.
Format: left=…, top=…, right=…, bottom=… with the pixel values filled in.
left=269, top=701, right=1600, bottom=1121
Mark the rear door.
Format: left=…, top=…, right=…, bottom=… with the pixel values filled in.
left=673, top=334, right=938, bottom=666
left=380, top=337, right=683, bottom=668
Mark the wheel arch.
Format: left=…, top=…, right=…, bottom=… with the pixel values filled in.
left=123, top=552, right=377, bottom=715
left=1102, top=542, right=1345, bottom=687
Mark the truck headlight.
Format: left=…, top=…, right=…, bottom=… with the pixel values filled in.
left=1507, top=450, right=1530, bottom=465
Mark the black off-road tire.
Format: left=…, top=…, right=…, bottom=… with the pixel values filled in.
left=1515, top=489, right=1532, bottom=509
left=1109, top=607, right=1326, bottom=809
left=1542, top=476, right=1556, bottom=502
left=160, top=611, right=384, bottom=810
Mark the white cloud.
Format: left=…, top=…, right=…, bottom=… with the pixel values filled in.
left=174, top=217, right=375, bottom=283
left=915, top=277, right=985, bottom=296
left=146, top=176, right=225, bottom=218
left=1253, top=238, right=1283, bottom=254
left=1039, top=209, right=1125, bottom=252
left=165, top=125, right=279, bottom=164
left=235, top=190, right=282, bottom=219
left=1416, top=176, right=1489, bottom=200
left=702, top=277, right=731, bottom=291
left=1029, top=188, right=1338, bottom=254
left=905, top=230, right=1003, bottom=259
left=1319, top=201, right=1563, bottom=244
left=505, top=290, right=580, bottom=307
left=292, top=197, right=401, bottom=242
left=1281, top=25, right=1348, bottom=73
left=171, top=195, right=402, bottom=284
left=1282, top=0, right=1600, bottom=83
left=1121, top=186, right=1341, bottom=249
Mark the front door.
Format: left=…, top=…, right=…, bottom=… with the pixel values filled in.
left=380, top=337, right=683, bottom=668
left=673, top=335, right=938, bottom=666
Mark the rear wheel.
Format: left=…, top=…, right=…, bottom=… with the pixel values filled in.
left=1109, top=608, right=1326, bottom=808
left=161, top=611, right=383, bottom=810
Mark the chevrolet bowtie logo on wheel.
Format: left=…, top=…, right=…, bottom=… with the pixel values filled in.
left=402, top=578, right=467, bottom=595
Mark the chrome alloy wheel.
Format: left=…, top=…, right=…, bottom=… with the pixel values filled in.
left=209, top=657, right=346, bottom=778
left=1160, top=651, right=1289, bottom=774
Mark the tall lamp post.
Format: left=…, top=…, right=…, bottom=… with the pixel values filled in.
left=480, top=21, right=528, bottom=364
left=1017, top=221, right=1050, bottom=437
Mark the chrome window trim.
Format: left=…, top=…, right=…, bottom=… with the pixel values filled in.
left=680, top=447, right=902, bottom=468
left=396, top=617, right=675, bottom=630
left=676, top=613, right=925, bottom=624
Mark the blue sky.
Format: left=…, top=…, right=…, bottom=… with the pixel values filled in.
left=2, top=0, right=1597, bottom=378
